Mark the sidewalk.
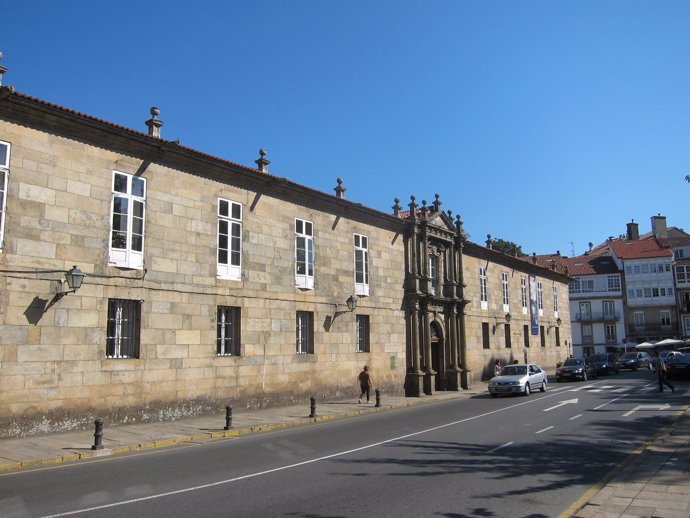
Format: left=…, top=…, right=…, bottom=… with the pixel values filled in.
left=0, top=386, right=688, bottom=518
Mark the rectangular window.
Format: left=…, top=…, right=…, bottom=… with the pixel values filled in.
left=296, top=311, right=314, bottom=354
left=217, top=199, right=242, bottom=280
left=603, top=301, right=615, bottom=320
left=555, top=327, right=561, bottom=347
left=641, top=264, right=649, bottom=274
left=540, top=326, right=546, bottom=347
left=581, top=324, right=593, bottom=344
left=523, top=325, right=530, bottom=348
left=521, top=277, right=528, bottom=312
left=605, top=324, right=616, bottom=343
left=356, top=315, right=370, bottom=352
left=354, top=234, right=370, bottom=296
left=428, top=255, right=438, bottom=296
left=636, top=288, right=643, bottom=298
left=634, top=265, right=640, bottom=274
left=109, top=171, right=146, bottom=269
left=106, top=299, right=141, bottom=358
left=217, top=306, right=241, bottom=356
left=644, top=288, right=652, bottom=298
left=607, top=275, right=621, bottom=291
left=628, top=289, right=635, bottom=298
left=479, top=266, right=488, bottom=307
left=676, top=265, right=689, bottom=285
left=482, top=322, right=490, bottom=349
left=0, top=140, right=9, bottom=248
left=675, top=249, right=685, bottom=259
left=634, top=312, right=645, bottom=329
left=504, top=324, right=511, bottom=348
left=295, top=219, right=314, bottom=289
left=652, top=287, right=659, bottom=297
left=660, top=310, right=671, bottom=328
left=501, top=272, right=509, bottom=306
left=553, top=286, right=558, bottom=314
left=537, top=282, right=544, bottom=314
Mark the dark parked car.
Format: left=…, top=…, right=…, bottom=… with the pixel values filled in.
left=666, top=353, right=690, bottom=379
left=556, top=357, right=597, bottom=382
left=589, top=353, right=619, bottom=375
left=617, top=351, right=651, bottom=371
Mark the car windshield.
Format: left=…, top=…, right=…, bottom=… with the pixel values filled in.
left=667, top=354, right=690, bottom=363
left=589, top=354, right=606, bottom=362
left=563, top=358, right=584, bottom=366
left=500, top=365, right=527, bottom=376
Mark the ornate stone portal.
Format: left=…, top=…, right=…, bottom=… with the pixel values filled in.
left=399, top=195, right=471, bottom=397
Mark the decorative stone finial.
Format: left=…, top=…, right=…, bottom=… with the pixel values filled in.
left=255, top=149, right=270, bottom=172
left=334, top=177, right=346, bottom=199
left=145, top=106, right=164, bottom=138
left=392, top=198, right=402, bottom=216
left=433, top=193, right=441, bottom=211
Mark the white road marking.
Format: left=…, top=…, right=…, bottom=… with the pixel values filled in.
left=569, top=414, right=583, bottom=421
left=544, top=398, right=578, bottom=412
left=488, top=442, right=514, bottom=454
left=536, top=426, right=554, bottom=434
left=623, top=404, right=670, bottom=417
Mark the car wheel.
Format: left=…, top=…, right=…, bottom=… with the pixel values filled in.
left=556, top=377, right=562, bottom=382
left=540, top=380, right=546, bottom=392
left=490, top=393, right=497, bottom=398
left=523, top=383, right=530, bottom=396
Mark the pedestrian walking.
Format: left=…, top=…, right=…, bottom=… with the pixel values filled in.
left=358, top=365, right=372, bottom=403
left=655, top=352, right=675, bottom=393
left=493, top=360, right=502, bottom=377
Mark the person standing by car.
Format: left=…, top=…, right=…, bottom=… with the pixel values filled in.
left=655, top=352, right=675, bottom=393
left=494, top=360, right=502, bottom=377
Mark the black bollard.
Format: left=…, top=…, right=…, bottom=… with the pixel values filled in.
left=309, top=396, right=317, bottom=418
left=375, top=388, right=381, bottom=408
left=92, top=418, right=104, bottom=450
left=224, top=405, right=233, bottom=430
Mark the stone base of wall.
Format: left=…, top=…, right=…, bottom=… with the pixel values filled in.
left=0, top=381, right=406, bottom=439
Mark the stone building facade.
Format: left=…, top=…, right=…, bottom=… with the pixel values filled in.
left=396, top=197, right=572, bottom=395
left=0, top=87, right=408, bottom=437
left=0, top=84, right=573, bottom=437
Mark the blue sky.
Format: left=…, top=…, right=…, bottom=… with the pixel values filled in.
left=3, top=1, right=689, bottom=256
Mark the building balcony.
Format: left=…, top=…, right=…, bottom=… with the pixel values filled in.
left=573, top=312, right=620, bottom=323
left=627, top=323, right=679, bottom=335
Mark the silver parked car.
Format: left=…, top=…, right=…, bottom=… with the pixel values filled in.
left=488, top=363, right=547, bottom=397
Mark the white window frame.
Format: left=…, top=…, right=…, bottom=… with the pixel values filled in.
left=537, top=281, right=544, bottom=316
left=0, top=140, right=9, bottom=250
left=109, top=171, right=146, bottom=269
left=479, top=266, right=488, bottom=309
left=295, top=218, right=314, bottom=290
left=553, top=286, right=559, bottom=316
left=354, top=233, right=369, bottom=296
left=520, top=276, right=528, bottom=314
left=634, top=312, right=645, bottom=329
left=501, top=272, right=509, bottom=310
left=217, top=198, right=242, bottom=280
left=429, top=255, right=438, bottom=296
left=660, top=310, right=671, bottom=328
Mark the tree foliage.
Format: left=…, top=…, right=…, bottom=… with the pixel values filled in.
left=492, top=238, right=524, bottom=256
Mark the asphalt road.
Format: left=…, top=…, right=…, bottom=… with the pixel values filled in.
left=1, top=370, right=685, bottom=518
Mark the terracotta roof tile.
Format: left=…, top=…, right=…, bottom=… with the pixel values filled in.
left=609, top=238, right=672, bottom=259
